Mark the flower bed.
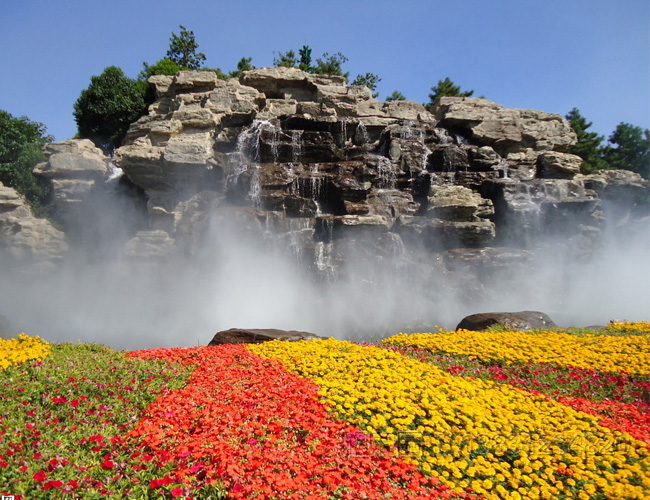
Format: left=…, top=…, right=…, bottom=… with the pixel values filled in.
left=0, top=343, right=189, bottom=499
left=250, top=338, right=650, bottom=500
left=127, top=344, right=465, bottom=499
left=382, top=327, right=650, bottom=375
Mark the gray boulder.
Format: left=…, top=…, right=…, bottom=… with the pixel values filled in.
left=208, top=328, right=325, bottom=345
left=456, top=311, right=557, bottom=331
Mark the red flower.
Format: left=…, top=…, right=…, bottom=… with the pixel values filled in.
left=32, top=470, right=47, bottom=482
left=100, top=459, right=115, bottom=470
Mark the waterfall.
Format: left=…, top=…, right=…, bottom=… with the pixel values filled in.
left=355, top=121, right=370, bottom=148
left=291, top=130, right=303, bottom=163
left=236, top=119, right=279, bottom=162
left=376, top=156, right=397, bottom=189
left=249, top=165, right=262, bottom=209
left=106, top=161, right=123, bottom=182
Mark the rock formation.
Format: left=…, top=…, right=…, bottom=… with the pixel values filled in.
left=106, top=69, right=647, bottom=278
left=6, top=68, right=649, bottom=296
left=0, top=182, right=67, bottom=270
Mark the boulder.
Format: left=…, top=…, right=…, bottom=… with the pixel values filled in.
left=456, top=311, right=557, bottom=331
left=0, top=182, right=68, bottom=267
left=208, top=328, right=325, bottom=345
left=536, top=152, right=583, bottom=179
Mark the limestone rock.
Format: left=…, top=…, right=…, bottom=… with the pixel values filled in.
left=208, top=328, right=325, bottom=345
left=0, top=182, right=67, bottom=267
left=434, top=97, right=576, bottom=155
left=456, top=311, right=557, bottom=331
left=537, top=152, right=583, bottom=179
left=33, top=139, right=112, bottom=232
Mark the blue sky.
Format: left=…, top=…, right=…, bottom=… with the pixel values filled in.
left=1, top=0, right=648, bottom=142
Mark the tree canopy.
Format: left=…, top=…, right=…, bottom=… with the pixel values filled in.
left=0, top=110, right=53, bottom=215
left=166, top=25, right=206, bottom=70
left=565, top=108, right=607, bottom=173
left=386, top=91, right=406, bottom=102
left=604, top=123, right=650, bottom=179
left=425, top=77, right=474, bottom=110
left=73, top=66, right=148, bottom=154
left=351, top=73, right=381, bottom=98
left=273, top=47, right=351, bottom=79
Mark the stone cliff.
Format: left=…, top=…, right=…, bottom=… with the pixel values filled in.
left=11, top=69, right=650, bottom=286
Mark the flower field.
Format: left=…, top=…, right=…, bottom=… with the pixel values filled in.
left=0, top=323, right=649, bottom=499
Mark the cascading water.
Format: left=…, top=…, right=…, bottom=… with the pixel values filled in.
left=376, top=156, right=397, bottom=189
left=355, top=121, right=370, bottom=150
left=291, top=130, right=303, bottom=163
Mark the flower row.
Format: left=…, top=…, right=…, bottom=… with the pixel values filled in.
left=384, top=344, right=650, bottom=446
left=250, top=338, right=650, bottom=500
left=608, top=321, right=650, bottom=334
left=382, top=329, right=650, bottom=375
left=127, top=344, right=467, bottom=499
left=0, top=333, right=50, bottom=370
left=0, top=342, right=189, bottom=499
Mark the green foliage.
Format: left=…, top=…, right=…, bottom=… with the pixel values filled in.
left=312, top=52, right=349, bottom=78
left=273, top=46, right=349, bottom=78
left=386, top=90, right=406, bottom=102
left=425, top=77, right=474, bottom=110
left=0, top=110, right=53, bottom=215
left=166, top=25, right=206, bottom=70
left=603, top=123, right=650, bottom=179
left=273, top=46, right=313, bottom=71
left=565, top=108, right=607, bottom=173
left=298, top=45, right=312, bottom=71
left=351, top=73, right=381, bottom=98
left=273, top=50, right=299, bottom=68
left=138, top=57, right=181, bottom=81
left=228, top=57, right=255, bottom=79
left=73, top=66, right=148, bottom=154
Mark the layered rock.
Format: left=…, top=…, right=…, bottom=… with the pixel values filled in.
left=0, top=182, right=67, bottom=269
left=20, top=68, right=648, bottom=281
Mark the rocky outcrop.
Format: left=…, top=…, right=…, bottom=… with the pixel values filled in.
left=33, top=140, right=110, bottom=230
left=0, top=182, right=67, bottom=269
left=13, top=68, right=647, bottom=283
left=456, top=311, right=557, bottom=331
left=208, top=328, right=324, bottom=345
left=433, top=97, right=577, bottom=155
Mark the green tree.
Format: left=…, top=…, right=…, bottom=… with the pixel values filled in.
left=312, top=52, right=349, bottom=78
left=298, top=46, right=312, bottom=72
left=139, top=58, right=181, bottom=80
left=603, top=123, right=650, bottom=179
left=425, top=77, right=474, bottom=110
left=166, top=25, right=206, bottom=70
left=565, top=108, right=607, bottom=173
left=0, top=110, right=53, bottom=215
left=228, top=57, right=255, bottom=79
left=386, top=91, right=406, bottom=102
left=273, top=50, right=299, bottom=68
left=351, top=73, right=381, bottom=98
left=74, top=66, right=148, bottom=154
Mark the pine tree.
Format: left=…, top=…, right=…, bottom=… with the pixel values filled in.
left=603, top=123, right=650, bottom=179
left=425, top=77, right=473, bottom=110
left=565, top=108, right=607, bottom=173
left=166, top=25, right=206, bottom=70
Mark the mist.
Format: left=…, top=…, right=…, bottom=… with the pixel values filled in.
left=1, top=185, right=648, bottom=350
